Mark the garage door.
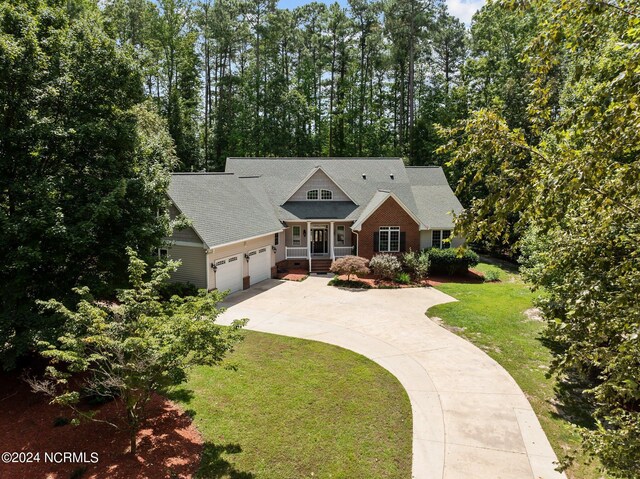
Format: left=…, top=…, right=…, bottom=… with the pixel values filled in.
left=249, top=247, right=271, bottom=286
left=214, top=254, right=243, bottom=293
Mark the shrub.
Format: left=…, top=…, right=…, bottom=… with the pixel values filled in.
left=483, top=269, right=501, bottom=282
left=329, top=256, right=370, bottom=281
left=328, top=277, right=372, bottom=289
left=395, top=272, right=411, bottom=284
left=426, top=247, right=479, bottom=276
left=401, top=250, right=430, bottom=281
left=157, top=281, right=199, bottom=300
left=369, top=254, right=401, bottom=280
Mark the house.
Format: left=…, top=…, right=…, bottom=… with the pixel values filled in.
left=164, top=157, right=464, bottom=294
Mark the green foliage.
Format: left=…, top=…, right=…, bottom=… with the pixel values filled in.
left=441, top=0, right=640, bottom=475
left=401, top=250, right=430, bottom=280
left=329, top=255, right=370, bottom=281
left=368, top=254, right=401, bottom=280
left=426, top=247, right=479, bottom=276
left=483, top=269, right=501, bottom=282
left=394, top=272, right=411, bottom=284
left=328, top=277, right=372, bottom=289
left=157, top=281, right=199, bottom=301
left=0, top=0, right=176, bottom=368
left=29, top=250, right=246, bottom=454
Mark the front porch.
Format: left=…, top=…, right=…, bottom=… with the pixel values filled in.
left=282, top=221, right=355, bottom=271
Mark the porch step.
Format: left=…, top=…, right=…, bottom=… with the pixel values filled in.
left=310, top=259, right=333, bottom=273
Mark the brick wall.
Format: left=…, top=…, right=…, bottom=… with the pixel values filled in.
left=358, top=197, right=420, bottom=259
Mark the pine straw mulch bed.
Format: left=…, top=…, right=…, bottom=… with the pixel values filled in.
left=0, top=372, right=202, bottom=479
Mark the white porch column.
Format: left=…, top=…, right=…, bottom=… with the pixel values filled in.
left=307, top=221, right=312, bottom=271
left=329, top=222, right=335, bottom=260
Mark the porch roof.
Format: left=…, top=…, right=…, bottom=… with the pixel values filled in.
left=280, top=201, right=359, bottom=221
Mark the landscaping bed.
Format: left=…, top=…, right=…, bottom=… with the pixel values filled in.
left=0, top=372, right=202, bottom=479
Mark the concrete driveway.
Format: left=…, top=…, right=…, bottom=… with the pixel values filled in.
left=218, top=276, right=565, bottom=479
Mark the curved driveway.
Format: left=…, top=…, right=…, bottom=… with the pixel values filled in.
left=218, top=276, right=565, bottom=479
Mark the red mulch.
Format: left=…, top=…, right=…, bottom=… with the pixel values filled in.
left=0, top=372, right=202, bottom=479
left=276, top=269, right=309, bottom=281
left=335, top=269, right=485, bottom=289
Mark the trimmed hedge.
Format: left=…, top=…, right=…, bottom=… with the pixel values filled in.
left=425, top=247, right=479, bottom=276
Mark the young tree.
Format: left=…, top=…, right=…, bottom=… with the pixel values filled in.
left=29, top=250, right=246, bottom=454
left=330, top=256, right=370, bottom=281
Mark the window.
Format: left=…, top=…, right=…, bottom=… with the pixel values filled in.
left=275, top=232, right=279, bottom=245
left=307, top=189, right=319, bottom=200
left=432, top=230, right=452, bottom=249
left=442, top=230, right=451, bottom=249
left=321, top=189, right=333, bottom=200
left=158, top=248, right=168, bottom=259
left=292, top=226, right=301, bottom=246
left=379, top=227, right=400, bottom=252
left=432, top=230, right=441, bottom=249
left=336, top=225, right=345, bottom=245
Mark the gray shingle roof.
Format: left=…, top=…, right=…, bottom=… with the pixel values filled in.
left=280, top=201, right=359, bottom=220
left=168, top=173, right=283, bottom=248
left=167, top=160, right=463, bottom=247
left=406, top=167, right=463, bottom=228
left=227, top=157, right=420, bottom=221
left=227, top=158, right=462, bottom=229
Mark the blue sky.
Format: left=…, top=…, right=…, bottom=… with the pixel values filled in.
left=277, top=0, right=485, bottom=25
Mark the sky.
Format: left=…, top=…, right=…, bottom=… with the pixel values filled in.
left=277, top=0, right=485, bottom=25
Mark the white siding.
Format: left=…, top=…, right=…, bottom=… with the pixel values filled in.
left=288, top=169, right=350, bottom=201
left=168, top=245, right=207, bottom=288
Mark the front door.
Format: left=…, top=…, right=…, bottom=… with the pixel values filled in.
left=311, top=228, right=327, bottom=255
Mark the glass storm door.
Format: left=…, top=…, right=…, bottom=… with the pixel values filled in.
left=311, top=228, right=327, bottom=255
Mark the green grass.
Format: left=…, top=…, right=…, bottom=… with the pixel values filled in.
left=170, top=330, right=412, bottom=479
left=428, top=260, right=604, bottom=479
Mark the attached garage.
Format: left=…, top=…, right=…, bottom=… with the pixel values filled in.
left=214, top=254, right=243, bottom=293
left=249, top=246, right=271, bottom=286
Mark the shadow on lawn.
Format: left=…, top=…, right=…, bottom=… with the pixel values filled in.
left=538, top=335, right=598, bottom=430
left=197, top=442, right=255, bottom=479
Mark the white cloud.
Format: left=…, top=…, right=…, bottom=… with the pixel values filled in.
left=446, top=0, right=485, bottom=25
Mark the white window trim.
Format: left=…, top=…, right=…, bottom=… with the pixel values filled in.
left=292, top=226, right=301, bottom=246
left=307, top=189, right=319, bottom=200
left=320, top=189, right=333, bottom=200
left=158, top=248, right=169, bottom=259
left=379, top=226, right=400, bottom=253
left=336, top=225, right=345, bottom=245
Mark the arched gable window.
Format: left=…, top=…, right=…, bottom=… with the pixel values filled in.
left=307, top=189, right=319, bottom=200
left=320, top=189, right=333, bottom=200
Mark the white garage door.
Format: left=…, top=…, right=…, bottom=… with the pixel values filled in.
left=249, top=247, right=271, bottom=285
left=214, top=254, right=243, bottom=293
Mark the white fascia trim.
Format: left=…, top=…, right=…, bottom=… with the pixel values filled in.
left=281, top=166, right=359, bottom=205
left=207, top=229, right=284, bottom=252
left=170, top=240, right=207, bottom=248
left=352, top=191, right=426, bottom=231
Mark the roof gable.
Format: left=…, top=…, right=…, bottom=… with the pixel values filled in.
left=284, top=167, right=356, bottom=204
left=352, top=190, right=425, bottom=231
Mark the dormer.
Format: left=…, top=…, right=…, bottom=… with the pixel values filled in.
left=284, top=167, right=356, bottom=204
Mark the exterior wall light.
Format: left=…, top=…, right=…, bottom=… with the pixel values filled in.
left=245, top=253, right=250, bottom=261
left=210, top=263, right=217, bottom=272
left=272, top=245, right=277, bottom=253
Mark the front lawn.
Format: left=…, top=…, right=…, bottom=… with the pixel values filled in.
left=427, top=260, right=605, bottom=479
left=171, top=330, right=412, bottom=479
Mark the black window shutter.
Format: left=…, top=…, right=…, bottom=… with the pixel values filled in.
left=400, top=232, right=406, bottom=252
left=373, top=232, right=379, bottom=252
